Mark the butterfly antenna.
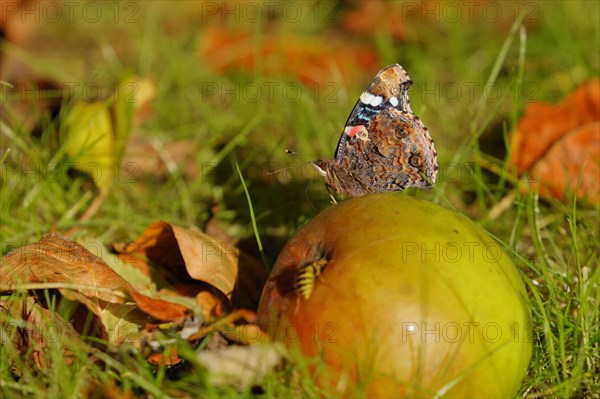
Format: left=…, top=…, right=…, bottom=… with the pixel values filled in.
left=286, top=148, right=316, bottom=163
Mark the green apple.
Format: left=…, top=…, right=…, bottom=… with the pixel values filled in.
left=258, top=193, right=532, bottom=398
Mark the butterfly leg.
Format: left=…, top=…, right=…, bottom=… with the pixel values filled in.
left=324, top=184, right=338, bottom=204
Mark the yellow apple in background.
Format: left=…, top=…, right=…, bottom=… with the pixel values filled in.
left=258, top=194, right=532, bottom=398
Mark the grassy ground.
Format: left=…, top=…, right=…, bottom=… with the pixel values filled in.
left=1, top=1, right=599, bottom=397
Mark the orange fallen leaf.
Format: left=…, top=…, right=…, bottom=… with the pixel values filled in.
left=198, top=26, right=378, bottom=87
left=119, top=221, right=238, bottom=299
left=0, top=0, right=39, bottom=48
left=1, top=233, right=130, bottom=305
left=171, top=224, right=239, bottom=297
left=204, top=206, right=269, bottom=310
left=533, top=122, right=600, bottom=204
left=117, top=220, right=269, bottom=311
left=127, top=287, right=188, bottom=322
left=339, top=0, right=405, bottom=40
left=510, top=79, right=600, bottom=204
left=1, top=233, right=191, bottom=345
left=147, top=347, right=182, bottom=367
left=116, top=222, right=185, bottom=278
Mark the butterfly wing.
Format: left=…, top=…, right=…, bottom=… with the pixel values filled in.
left=334, top=64, right=413, bottom=162
left=367, top=108, right=437, bottom=190
left=312, top=63, right=437, bottom=197
left=332, top=108, right=438, bottom=195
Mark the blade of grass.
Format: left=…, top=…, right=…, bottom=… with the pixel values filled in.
left=235, top=161, right=269, bottom=270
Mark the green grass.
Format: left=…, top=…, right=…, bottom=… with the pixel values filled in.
left=1, top=1, right=599, bottom=397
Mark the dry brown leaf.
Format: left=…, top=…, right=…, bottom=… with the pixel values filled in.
left=198, top=26, right=378, bottom=86
left=0, top=296, right=81, bottom=370
left=121, top=221, right=238, bottom=298
left=116, top=222, right=186, bottom=278
left=147, top=347, right=182, bottom=367
left=1, top=233, right=192, bottom=330
left=117, top=220, right=269, bottom=314
left=127, top=287, right=188, bottom=322
left=534, top=122, right=600, bottom=204
left=339, top=1, right=405, bottom=40
left=510, top=79, right=600, bottom=204
left=0, top=0, right=39, bottom=47
left=511, top=79, right=600, bottom=172
left=171, top=224, right=239, bottom=297
left=1, top=233, right=130, bottom=306
left=204, top=206, right=269, bottom=310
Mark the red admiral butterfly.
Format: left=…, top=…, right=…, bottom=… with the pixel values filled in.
left=312, top=64, right=438, bottom=197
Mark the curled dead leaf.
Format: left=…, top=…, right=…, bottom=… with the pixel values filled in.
left=204, top=206, right=269, bottom=310
left=1, top=233, right=129, bottom=304
left=533, top=122, right=600, bottom=204
left=120, top=221, right=239, bottom=299
left=510, top=79, right=600, bottom=204
left=198, top=26, right=377, bottom=86
left=1, top=233, right=194, bottom=345
left=339, top=0, right=405, bottom=40
left=171, top=224, right=239, bottom=297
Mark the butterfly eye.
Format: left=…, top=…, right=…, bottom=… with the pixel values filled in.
left=409, top=155, right=422, bottom=168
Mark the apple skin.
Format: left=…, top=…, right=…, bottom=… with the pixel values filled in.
left=258, top=194, right=532, bottom=398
